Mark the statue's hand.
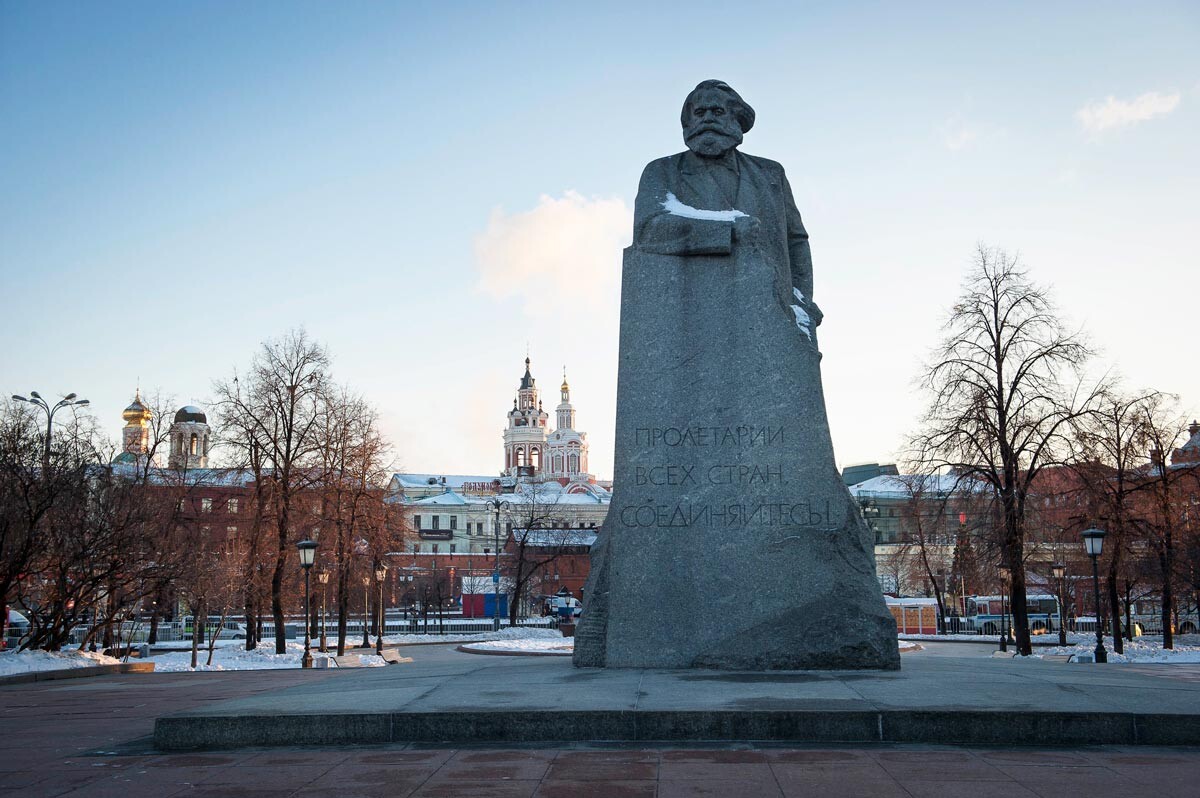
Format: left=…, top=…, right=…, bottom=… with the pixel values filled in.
left=733, top=214, right=761, bottom=243
left=806, top=300, right=824, bottom=327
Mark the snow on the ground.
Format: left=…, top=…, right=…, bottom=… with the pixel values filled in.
left=900, top=633, right=1096, bottom=645
left=460, top=638, right=574, bottom=654
left=1031, top=638, right=1200, bottom=663
left=0, top=649, right=121, bottom=677
left=897, top=641, right=918, bottom=652
left=149, top=641, right=386, bottom=672
left=382, top=626, right=564, bottom=646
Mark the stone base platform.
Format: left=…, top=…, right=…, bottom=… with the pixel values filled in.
left=153, top=646, right=1200, bottom=750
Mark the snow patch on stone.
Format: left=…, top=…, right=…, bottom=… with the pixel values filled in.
left=662, top=192, right=746, bottom=222
left=791, top=288, right=813, bottom=340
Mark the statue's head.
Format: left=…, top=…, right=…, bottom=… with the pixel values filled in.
left=681, top=80, right=755, bottom=158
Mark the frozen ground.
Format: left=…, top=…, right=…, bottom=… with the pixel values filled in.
left=0, top=648, right=120, bottom=677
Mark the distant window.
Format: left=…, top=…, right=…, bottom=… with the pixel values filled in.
left=413, top=514, right=421, bottom=529
left=227, top=525, right=238, bottom=536
left=227, top=498, right=238, bottom=514
left=411, top=544, right=418, bottom=554
left=506, top=522, right=512, bottom=535
left=432, top=516, right=440, bottom=530
left=450, top=515, right=458, bottom=530
left=201, top=498, right=213, bottom=513
left=179, top=498, right=187, bottom=512
left=432, top=544, right=439, bottom=554
left=450, top=544, right=456, bottom=553
left=190, top=434, right=198, bottom=455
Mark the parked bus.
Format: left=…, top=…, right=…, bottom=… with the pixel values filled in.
left=964, top=594, right=1060, bottom=635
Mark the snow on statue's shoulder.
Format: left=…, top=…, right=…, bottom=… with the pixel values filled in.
left=661, top=192, right=746, bottom=222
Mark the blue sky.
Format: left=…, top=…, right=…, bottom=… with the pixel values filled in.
left=2, top=1, right=1198, bottom=477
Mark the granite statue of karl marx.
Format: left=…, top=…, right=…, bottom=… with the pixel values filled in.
left=634, top=80, right=822, bottom=337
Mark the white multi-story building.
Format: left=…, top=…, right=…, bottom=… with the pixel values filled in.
left=391, top=357, right=610, bottom=556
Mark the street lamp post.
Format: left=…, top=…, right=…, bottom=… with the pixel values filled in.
left=361, top=575, right=372, bottom=648
left=375, top=563, right=388, bottom=656
left=11, top=392, right=90, bottom=468
left=1052, top=562, right=1067, bottom=646
left=1082, top=528, right=1108, bottom=663
left=296, top=540, right=318, bottom=668
left=997, top=564, right=1010, bottom=653
left=484, top=499, right=511, bottom=632
left=317, top=568, right=329, bottom=653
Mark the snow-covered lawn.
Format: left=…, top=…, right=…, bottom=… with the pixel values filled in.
left=900, top=632, right=1099, bottom=644
left=149, top=641, right=386, bottom=672
left=460, top=638, right=574, bottom=655
left=1031, top=638, right=1200, bottom=663
left=383, top=626, right=564, bottom=646
left=0, top=649, right=121, bottom=677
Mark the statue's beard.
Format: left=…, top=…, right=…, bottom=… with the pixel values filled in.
left=685, top=125, right=743, bottom=158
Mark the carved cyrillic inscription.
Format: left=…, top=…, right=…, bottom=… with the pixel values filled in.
left=618, top=499, right=831, bottom=529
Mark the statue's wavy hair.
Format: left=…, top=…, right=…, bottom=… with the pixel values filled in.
left=680, top=80, right=755, bottom=134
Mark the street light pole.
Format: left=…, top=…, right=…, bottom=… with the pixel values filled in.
left=296, top=540, right=318, bottom=668
left=997, top=564, right=1009, bottom=653
left=361, top=575, right=371, bottom=648
left=1052, top=562, right=1067, bottom=646
left=484, top=499, right=510, bottom=632
left=11, top=392, right=90, bottom=469
left=1082, top=528, right=1108, bottom=663
left=375, top=563, right=388, bottom=656
left=317, top=569, right=329, bottom=653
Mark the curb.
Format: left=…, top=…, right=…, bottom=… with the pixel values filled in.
left=0, top=661, right=156, bottom=687
left=153, top=708, right=1200, bottom=751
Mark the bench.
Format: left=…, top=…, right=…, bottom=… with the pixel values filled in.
left=380, top=649, right=413, bottom=665
left=333, top=654, right=363, bottom=668
left=1042, top=654, right=1073, bottom=663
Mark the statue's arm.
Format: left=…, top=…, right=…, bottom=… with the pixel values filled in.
left=781, top=169, right=818, bottom=321
left=633, top=160, right=733, bottom=256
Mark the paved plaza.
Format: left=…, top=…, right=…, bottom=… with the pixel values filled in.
left=154, top=643, right=1200, bottom=749
left=0, top=644, right=1198, bottom=796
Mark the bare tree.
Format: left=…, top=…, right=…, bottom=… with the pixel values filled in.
left=314, top=388, right=396, bottom=655
left=1068, top=389, right=1162, bottom=652
left=1138, top=395, right=1199, bottom=649
left=913, top=245, right=1101, bottom=655
left=501, top=480, right=577, bottom=625
left=214, top=329, right=330, bottom=653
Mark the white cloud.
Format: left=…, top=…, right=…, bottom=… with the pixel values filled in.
left=1076, top=91, right=1181, bottom=133
left=939, top=114, right=1004, bottom=151
left=474, top=191, right=632, bottom=315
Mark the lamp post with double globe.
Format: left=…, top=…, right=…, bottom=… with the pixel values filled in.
left=11, top=392, right=90, bottom=468
left=1082, top=528, right=1108, bottom=663
left=295, top=540, right=318, bottom=668
left=484, top=499, right=511, bottom=631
